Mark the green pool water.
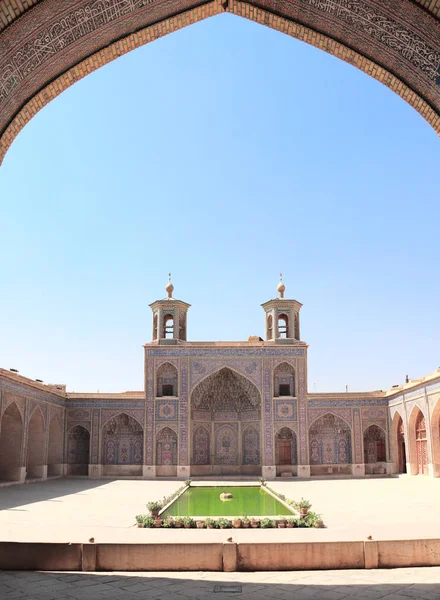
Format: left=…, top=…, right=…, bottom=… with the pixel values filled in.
left=161, top=486, right=293, bottom=517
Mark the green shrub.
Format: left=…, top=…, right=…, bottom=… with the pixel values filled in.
left=260, top=518, right=275, bottom=528
left=217, top=518, right=232, bottom=529
left=142, top=516, right=155, bottom=528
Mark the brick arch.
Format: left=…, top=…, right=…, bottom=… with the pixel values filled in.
left=47, top=413, right=63, bottom=477
left=26, top=406, right=45, bottom=479
left=390, top=410, right=406, bottom=474
left=0, top=0, right=439, bottom=166
left=0, top=401, right=23, bottom=481
left=408, top=406, right=429, bottom=475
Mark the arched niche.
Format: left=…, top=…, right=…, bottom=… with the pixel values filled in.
left=156, top=362, right=178, bottom=397
left=408, top=407, right=429, bottom=476
left=47, top=415, right=64, bottom=477
left=273, top=362, right=296, bottom=397
left=67, top=425, right=90, bottom=476
left=156, top=426, right=178, bottom=478
left=275, top=427, right=298, bottom=476
left=190, top=367, right=261, bottom=477
left=363, top=424, right=387, bottom=475
left=26, top=407, right=45, bottom=479
left=0, top=402, right=23, bottom=482
left=390, top=412, right=407, bottom=475
left=309, top=413, right=352, bottom=476
left=101, top=413, right=143, bottom=476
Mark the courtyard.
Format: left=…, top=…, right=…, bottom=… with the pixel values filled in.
left=0, top=476, right=439, bottom=543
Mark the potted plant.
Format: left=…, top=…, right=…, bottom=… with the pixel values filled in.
left=147, top=501, right=163, bottom=519
left=135, top=514, right=145, bottom=528
left=241, top=515, right=250, bottom=529
left=162, top=517, right=173, bottom=528
left=260, top=518, right=275, bottom=529
left=258, top=477, right=267, bottom=486
left=174, top=518, right=182, bottom=528
left=277, top=517, right=286, bottom=528
left=196, top=520, right=205, bottom=529
left=205, top=518, right=216, bottom=529
left=184, top=479, right=192, bottom=486
left=217, top=518, right=232, bottom=529
left=232, top=517, right=242, bottom=529
left=250, top=518, right=260, bottom=528
left=154, top=517, right=163, bottom=528
left=142, top=516, right=155, bottom=528
left=286, top=517, right=298, bottom=528
left=182, top=516, right=194, bottom=529
left=298, top=498, right=312, bottom=517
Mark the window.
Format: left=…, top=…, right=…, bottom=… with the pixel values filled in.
left=279, top=384, right=290, bottom=396
left=278, top=314, right=288, bottom=338
left=162, top=384, right=174, bottom=397
left=163, top=314, right=174, bottom=339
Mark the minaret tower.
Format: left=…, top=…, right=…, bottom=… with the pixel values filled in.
left=149, top=275, right=190, bottom=343
left=261, top=274, right=302, bottom=342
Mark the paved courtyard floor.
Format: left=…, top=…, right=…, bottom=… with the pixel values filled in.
left=1, top=567, right=440, bottom=600
left=0, top=476, right=439, bottom=543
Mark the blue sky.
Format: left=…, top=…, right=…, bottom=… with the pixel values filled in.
left=1, top=14, right=439, bottom=393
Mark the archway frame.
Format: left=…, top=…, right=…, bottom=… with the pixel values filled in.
left=0, top=400, right=24, bottom=481
left=308, top=412, right=353, bottom=468
left=430, top=397, right=440, bottom=477
left=390, top=410, right=406, bottom=474
left=26, top=405, right=46, bottom=479
left=408, top=405, right=430, bottom=475
left=0, top=0, right=439, bottom=165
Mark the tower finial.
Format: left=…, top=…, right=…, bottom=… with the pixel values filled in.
left=277, top=273, right=286, bottom=299
left=165, top=273, right=174, bottom=299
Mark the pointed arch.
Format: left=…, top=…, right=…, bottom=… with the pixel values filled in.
left=273, top=362, right=296, bottom=397
left=408, top=406, right=429, bottom=475
left=156, top=426, right=178, bottom=466
left=242, top=425, right=260, bottom=466
left=309, top=413, right=352, bottom=472
left=156, top=362, right=178, bottom=397
left=191, top=367, right=261, bottom=412
left=102, top=412, right=143, bottom=468
left=0, top=401, right=23, bottom=481
left=391, top=411, right=407, bottom=474
left=214, top=423, right=239, bottom=466
left=26, top=406, right=45, bottom=479
left=192, top=424, right=210, bottom=466
left=430, top=397, right=440, bottom=478
left=67, top=425, right=90, bottom=475
left=47, top=413, right=63, bottom=477
left=275, top=426, right=298, bottom=469
left=364, top=424, right=387, bottom=464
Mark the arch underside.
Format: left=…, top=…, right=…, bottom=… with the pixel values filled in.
left=191, top=367, right=261, bottom=476
left=0, top=0, right=439, bottom=164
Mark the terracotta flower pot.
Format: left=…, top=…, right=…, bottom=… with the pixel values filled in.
left=300, top=508, right=309, bottom=517
left=286, top=523, right=294, bottom=528
left=196, top=522, right=205, bottom=529
left=207, top=524, right=214, bottom=529
left=277, top=523, right=286, bottom=528
left=174, top=521, right=182, bottom=528
left=232, top=520, right=242, bottom=529
left=184, top=523, right=191, bottom=529
left=242, top=522, right=250, bottom=528
left=250, top=521, right=259, bottom=528
left=154, top=520, right=163, bottom=528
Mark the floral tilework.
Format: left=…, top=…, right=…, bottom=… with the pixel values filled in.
left=156, top=400, right=178, bottom=421
left=274, top=399, right=297, bottom=421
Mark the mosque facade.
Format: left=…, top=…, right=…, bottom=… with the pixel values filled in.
left=0, top=279, right=439, bottom=484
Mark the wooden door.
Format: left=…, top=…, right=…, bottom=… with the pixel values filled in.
left=278, top=440, right=292, bottom=465
left=397, top=419, right=407, bottom=473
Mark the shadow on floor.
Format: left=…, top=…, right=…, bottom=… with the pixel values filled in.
left=0, top=478, right=110, bottom=511
left=1, top=569, right=440, bottom=600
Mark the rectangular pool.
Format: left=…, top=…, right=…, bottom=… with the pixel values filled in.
left=161, top=486, right=294, bottom=517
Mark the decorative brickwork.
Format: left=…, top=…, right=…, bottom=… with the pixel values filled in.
left=0, top=0, right=439, bottom=164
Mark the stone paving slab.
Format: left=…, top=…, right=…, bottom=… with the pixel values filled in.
left=0, top=477, right=440, bottom=544
left=1, top=568, right=440, bottom=600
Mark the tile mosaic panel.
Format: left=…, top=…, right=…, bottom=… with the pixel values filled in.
left=155, top=400, right=178, bottom=421
left=361, top=407, right=387, bottom=420
left=148, top=348, right=305, bottom=357
left=274, top=399, right=297, bottom=421
left=190, top=358, right=262, bottom=391
left=179, top=359, right=188, bottom=464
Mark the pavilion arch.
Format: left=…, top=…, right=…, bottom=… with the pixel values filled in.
left=190, top=367, right=261, bottom=476
left=309, top=413, right=352, bottom=476
left=0, top=1, right=439, bottom=166
left=47, top=414, right=64, bottom=477
left=67, top=424, right=90, bottom=476
left=156, top=362, right=178, bottom=397
left=275, top=426, right=298, bottom=476
left=390, top=411, right=407, bottom=475
left=156, top=426, right=178, bottom=477
left=273, top=362, right=296, bottom=397
left=430, top=397, right=440, bottom=477
left=26, top=406, right=46, bottom=479
left=0, top=401, right=23, bottom=482
left=408, top=406, right=429, bottom=476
